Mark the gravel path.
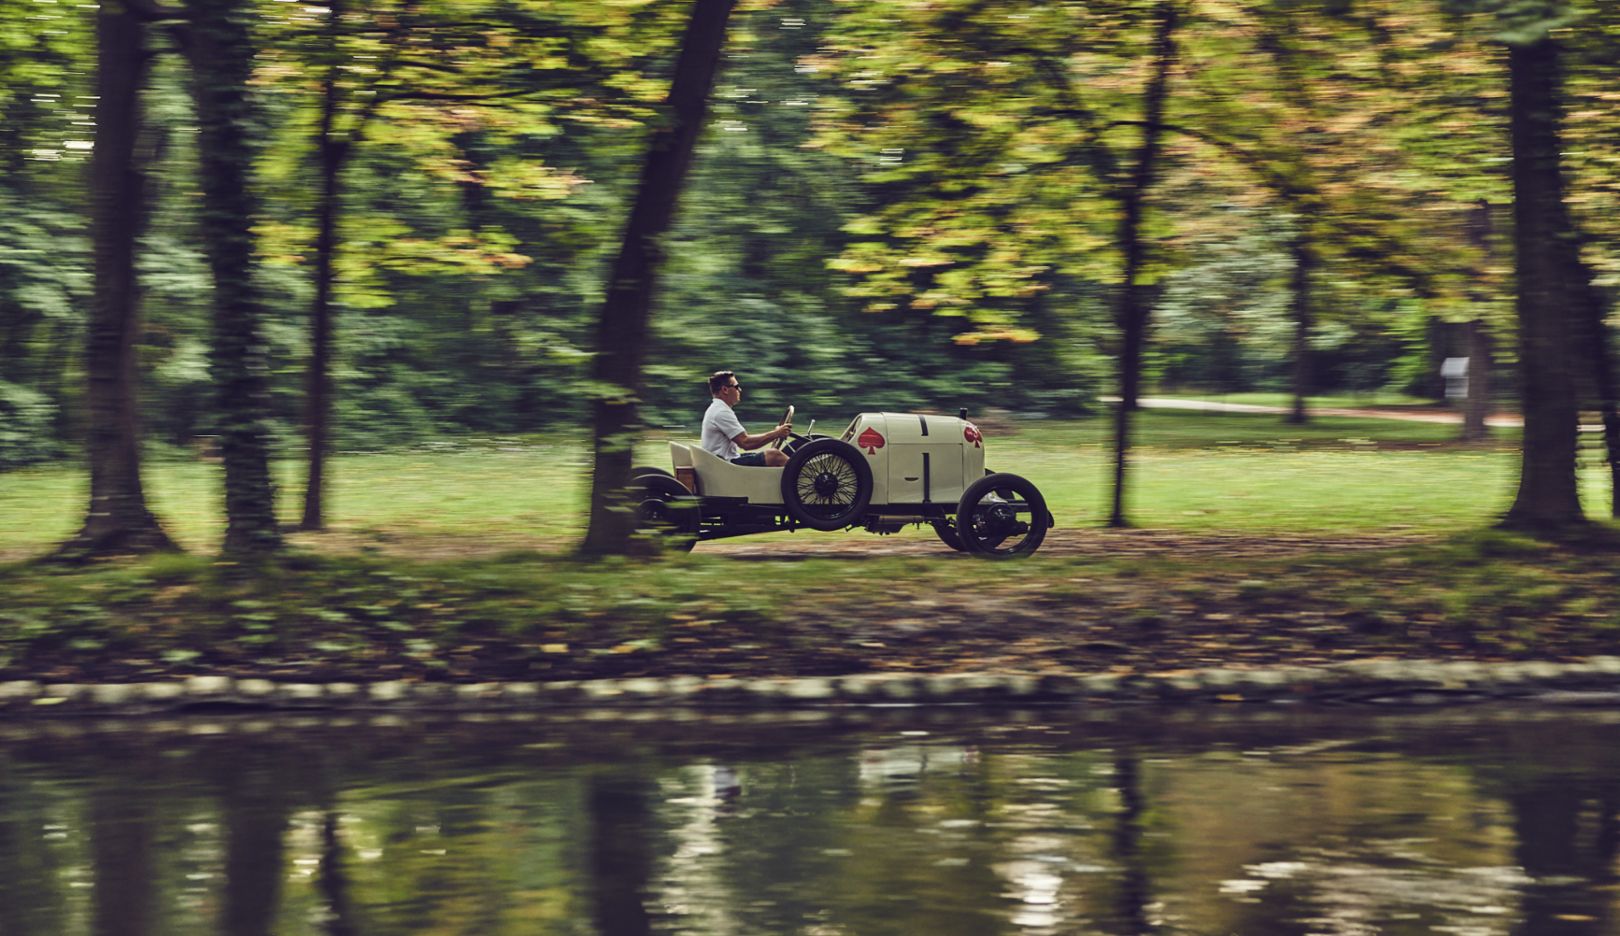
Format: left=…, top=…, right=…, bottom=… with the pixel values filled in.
left=701, top=526, right=1435, bottom=561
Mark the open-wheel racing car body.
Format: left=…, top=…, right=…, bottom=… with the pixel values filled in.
left=633, top=410, right=1053, bottom=557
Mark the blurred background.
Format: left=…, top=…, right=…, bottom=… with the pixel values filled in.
left=5, top=0, right=1613, bottom=474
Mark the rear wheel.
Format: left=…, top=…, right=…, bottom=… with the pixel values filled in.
left=633, top=473, right=698, bottom=552
left=954, top=473, right=1049, bottom=558
left=780, top=438, right=873, bottom=531
left=932, top=519, right=965, bottom=551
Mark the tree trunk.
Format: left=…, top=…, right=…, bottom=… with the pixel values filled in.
left=1501, top=37, right=1584, bottom=531
left=301, top=0, right=347, bottom=533
left=66, top=2, right=176, bottom=557
left=1286, top=230, right=1315, bottom=425
left=579, top=0, right=738, bottom=556
left=188, top=0, right=283, bottom=555
left=1462, top=200, right=1495, bottom=443
left=1590, top=329, right=1620, bottom=522
left=1424, top=316, right=1449, bottom=402
left=1107, top=0, right=1178, bottom=529
left=1566, top=250, right=1620, bottom=518
left=1463, top=319, right=1493, bottom=442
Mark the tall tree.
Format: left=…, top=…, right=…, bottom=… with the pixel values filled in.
left=1500, top=20, right=1585, bottom=530
left=1177, top=1, right=1503, bottom=425
left=298, top=0, right=350, bottom=533
left=186, top=0, right=282, bottom=554
left=579, top=0, right=739, bottom=556
left=1562, top=1, right=1620, bottom=517
left=1574, top=262, right=1620, bottom=519
left=272, top=0, right=635, bottom=531
left=1108, top=0, right=1180, bottom=528
left=1463, top=201, right=1498, bottom=443
left=817, top=0, right=1190, bottom=528
left=63, top=0, right=178, bottom=557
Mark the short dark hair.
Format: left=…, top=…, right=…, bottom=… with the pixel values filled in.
left=708, top=370, right=736, bottom=396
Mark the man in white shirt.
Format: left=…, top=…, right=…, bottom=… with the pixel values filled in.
left=702, top=370, right=791, bottom=467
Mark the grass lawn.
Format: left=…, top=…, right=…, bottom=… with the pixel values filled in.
left=4, top=409, right=1600, bottom=560
left=3, top=409, right=1616, bottom=685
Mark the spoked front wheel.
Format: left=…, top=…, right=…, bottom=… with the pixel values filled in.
left=780, top=438, right=873, bottom=531
left=953, top=473, right=1049, bottom=558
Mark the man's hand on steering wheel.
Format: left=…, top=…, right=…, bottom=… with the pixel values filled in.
left=772, top=405, right=795, bottom=450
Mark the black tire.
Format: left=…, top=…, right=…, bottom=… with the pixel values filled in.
left=631, top=465, right=673, bottom=481
left=633, top=473, right=698, bottom=552
left=932, top=519, right=966, bottom=551
left=782, top=432, right=832, bottom=457
left=780, top=438, right=873, bottom=531
left=954, top=473, right=1048, bottom=558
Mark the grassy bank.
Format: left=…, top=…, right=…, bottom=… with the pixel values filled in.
left=3, top=409, right=1589, bottom=560
left=3, top=408, right=1616, bottom=685
left=1, top=528, right=1617, bottom=684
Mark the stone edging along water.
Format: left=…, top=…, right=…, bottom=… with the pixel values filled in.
left=8, top=657, right=1620, bottom=716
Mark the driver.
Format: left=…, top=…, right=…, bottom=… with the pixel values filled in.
left=703, top=370, right=791, bottom=467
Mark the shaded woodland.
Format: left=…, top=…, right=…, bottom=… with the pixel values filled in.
left=1, top=0, right=1617, bottom=556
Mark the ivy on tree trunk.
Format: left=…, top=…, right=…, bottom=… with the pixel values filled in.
left=66, top=2, right=176, bottom=558
left=188, top=0, right=283, bottom=555
left=579, top=0, right=738, bottom=556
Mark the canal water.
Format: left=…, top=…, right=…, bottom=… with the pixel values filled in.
left=0, top=705, right=1616, bottom=935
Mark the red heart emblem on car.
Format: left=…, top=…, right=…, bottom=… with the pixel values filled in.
left=963, top=424, right=982, bottom=447
left=858, top=427, right=886, bottom=455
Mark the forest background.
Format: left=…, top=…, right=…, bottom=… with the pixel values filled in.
left=1, top=0, right=1617, bottom=556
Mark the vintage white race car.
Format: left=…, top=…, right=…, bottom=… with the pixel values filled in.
left=633, top=407, right=1052, bottom=557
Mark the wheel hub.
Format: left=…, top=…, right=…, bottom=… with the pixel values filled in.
left=814, top=472, right=840, bottom=497
left=985, top=503, right=1017, bottom=532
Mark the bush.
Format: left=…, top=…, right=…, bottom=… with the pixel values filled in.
left=0, top=380, right=61, bottom=470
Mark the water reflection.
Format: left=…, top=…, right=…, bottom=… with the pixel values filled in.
left=589, top=773, right=655, bottom=936
left=90, top=776, right=154, bottom=936
left=219, top=750, right=291, bottom=936
left=1, top=709, right=1619, bottom=935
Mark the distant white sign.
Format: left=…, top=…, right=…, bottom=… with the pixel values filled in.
left=1442, top=357, right=1469, bottom=399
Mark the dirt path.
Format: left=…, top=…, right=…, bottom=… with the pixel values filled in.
left=701, top=526, right=1435, bottom=561
left=1111, top=396, right=1528, bottom=428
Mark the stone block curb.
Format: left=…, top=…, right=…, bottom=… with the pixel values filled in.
left=6, top=658, right=1620, bottom=717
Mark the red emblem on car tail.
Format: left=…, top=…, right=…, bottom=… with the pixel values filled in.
left=964, top=424, right=982, bottom=447
left=857, top=427, right=886, bottom=455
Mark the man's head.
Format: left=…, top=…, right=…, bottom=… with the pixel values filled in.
left=709, top=370, right=741, bottom=404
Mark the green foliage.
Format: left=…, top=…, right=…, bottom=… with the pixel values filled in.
left=0, top=0, right=1609, bottom=472
left=0, top=379, right=60, bottom=469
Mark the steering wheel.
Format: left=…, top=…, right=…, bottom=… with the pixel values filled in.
left=772, top=405, right=795, bottom=449
left=781, top=419, right=824, bottom=456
